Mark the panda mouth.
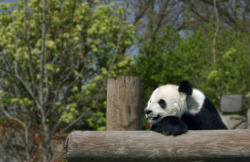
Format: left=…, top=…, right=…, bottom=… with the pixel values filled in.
left=148, top=115, right=161, bottom=120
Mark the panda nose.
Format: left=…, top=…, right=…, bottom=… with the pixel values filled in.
left=145, top=110, right=152, bottom=115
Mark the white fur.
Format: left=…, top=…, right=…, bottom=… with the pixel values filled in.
left=145, top=84, right=206, bottom=124
left=187, top=89, right=205, bottom=115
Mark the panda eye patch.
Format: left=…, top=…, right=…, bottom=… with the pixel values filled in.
left=158, top=99, right=167, bottom=108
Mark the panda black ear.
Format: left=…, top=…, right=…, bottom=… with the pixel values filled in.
left=178, top=80, right=192, bottom=95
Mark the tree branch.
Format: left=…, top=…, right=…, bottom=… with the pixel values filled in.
left=53, top=108, right=86, bottom=135
left=12, top=15, right=34, bottom=99
left=0, top=99, right=25, bottom=128
left=24, top=0, right=36, bottom=98
left=212, top=0, right=219, bottom=65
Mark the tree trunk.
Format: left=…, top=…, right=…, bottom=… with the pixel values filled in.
left=43, top=123, right=52, bottom=162
left=24, top=126, right=31, bottom=162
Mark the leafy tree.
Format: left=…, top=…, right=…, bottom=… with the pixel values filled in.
left=0, top=0, right=135, bottom=161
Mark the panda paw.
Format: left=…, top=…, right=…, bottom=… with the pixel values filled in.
left=152, top=116, right=188, bottom=136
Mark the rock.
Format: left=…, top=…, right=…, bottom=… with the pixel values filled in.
left=248, top=109, right=250, bottom=129
left=222, top=114, right=246, bottom=129
left=236, top=122, right=247, bottom=129
left=220, top=94, right=243, bottom=113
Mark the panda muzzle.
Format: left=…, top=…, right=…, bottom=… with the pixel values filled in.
left=146, top=114, right=161, bottom=120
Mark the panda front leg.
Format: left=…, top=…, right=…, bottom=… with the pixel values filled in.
left=151, top=116, right=188, bottom=136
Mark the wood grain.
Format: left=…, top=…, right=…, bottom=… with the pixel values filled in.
left=66, top=130, right=250, bottom=162
left=107, top=77, right=141, bottom=130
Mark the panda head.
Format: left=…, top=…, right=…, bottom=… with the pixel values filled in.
left=145, top=81, right=203, bottom=124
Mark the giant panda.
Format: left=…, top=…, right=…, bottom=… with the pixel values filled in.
left=145, top=81, right=227, bottom=136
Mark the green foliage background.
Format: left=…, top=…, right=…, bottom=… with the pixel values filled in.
left=133, top=25, right=250, bottom=110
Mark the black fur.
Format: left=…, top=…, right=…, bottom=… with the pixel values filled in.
left=178, top=80, right=192, bottom=95
left=181, top=97, right=227, bottom=130
left=151, top=116, right=188, bottom=136
left=158, top=99, right=167, bottom=108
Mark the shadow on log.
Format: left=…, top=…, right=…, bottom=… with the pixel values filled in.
left=66, top=130, right=250, bottom=162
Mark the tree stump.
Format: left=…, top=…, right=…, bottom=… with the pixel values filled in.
left=106, top=76, right=141, bottom=130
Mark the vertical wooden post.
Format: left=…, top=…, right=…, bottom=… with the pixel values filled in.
left=107, top=76, right=141, bottom=130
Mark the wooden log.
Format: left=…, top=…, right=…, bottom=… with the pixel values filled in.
left=66, top=130, right=250, bottom=162
left=107, top=77, right=141, bottom=130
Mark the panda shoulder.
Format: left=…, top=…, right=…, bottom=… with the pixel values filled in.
left=186, top=88, right=206, bottom=115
